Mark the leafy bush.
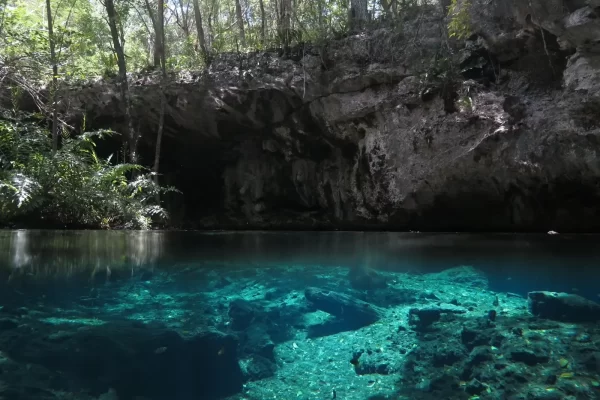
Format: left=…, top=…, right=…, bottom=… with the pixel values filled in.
left=447, top=0, right=472, bottom=40
left=0, top=112, right=174, bottom=229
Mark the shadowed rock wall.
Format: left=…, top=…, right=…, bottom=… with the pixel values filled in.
left=64, top=1, right=600, bottom=231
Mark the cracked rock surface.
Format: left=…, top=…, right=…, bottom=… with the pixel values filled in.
left=63, top=1, right=600, bottom=230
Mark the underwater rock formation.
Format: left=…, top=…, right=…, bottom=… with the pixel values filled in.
left=64, top=0, right=600, bottom=231
left=305, top=286, right=383, bottom=325
left=528, top=290, right=600, bottom=322
left=408, top=303, right=468, bottom=331
left=0, top=257, right=600, bottom=400
left=1, top=321, right=243, bottom=400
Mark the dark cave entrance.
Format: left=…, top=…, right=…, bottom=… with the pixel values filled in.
left=89, top=116, right=229, bottom=228
left=153, top=135, right=228, bottom=227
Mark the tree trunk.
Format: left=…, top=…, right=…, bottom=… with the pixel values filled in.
left=104, top=0, right=137, bottom=163
left=259, top=0, right=266, bottom=46
left=279, top=0, right=291, bottom=49
left=440, top=0, right=452, bottom=15
left=317, top=0, right=324, bottom=36
left=45, top=0, right=58, bottom=153
left=157, top=0, right=164, bottom=67
left=177, top=0, right=191, bottom=38
left=381, top=0, right=397, bottom=17
left=153, top=40, right=161, bottom=66
left=143, top=0, right=162, bottom=68
left=291, top=0, right=295, bottom=32
left=207, top=13, right=212, bottom=49
left=349, top=0, right=368, bottom=32
left=192, top=0, right=210, bottom=65
left=207, top=0, right=217, bottom=49
left=380, top=0, right=390, bottom=13
left=234, top=0, right=246, bottom=47
left=153, top=0, right=167, bottom=197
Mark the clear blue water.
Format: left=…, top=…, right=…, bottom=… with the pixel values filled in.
left=0, top=230, right=599, bottom=400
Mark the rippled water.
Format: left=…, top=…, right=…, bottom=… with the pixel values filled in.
left=0, top=230, right=598, bottom=400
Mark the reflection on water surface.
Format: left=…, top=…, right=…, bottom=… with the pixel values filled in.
left=1, top=230, right=598, bottom=291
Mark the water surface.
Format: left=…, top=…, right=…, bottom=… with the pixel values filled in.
left=1, top=230, right=598, bottom=295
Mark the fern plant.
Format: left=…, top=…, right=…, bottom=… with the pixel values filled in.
left=0, top=112, right=175, bottom=229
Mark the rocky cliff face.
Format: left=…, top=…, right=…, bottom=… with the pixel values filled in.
left=66, top=1, right=600, bottom=231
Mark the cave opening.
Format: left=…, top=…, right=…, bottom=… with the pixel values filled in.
left=153, top=135, right=227, bottom=227
left=89, top=116, right=230, bottom=228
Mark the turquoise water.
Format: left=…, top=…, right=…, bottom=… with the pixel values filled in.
left=0, top=230, right=599, bottom=400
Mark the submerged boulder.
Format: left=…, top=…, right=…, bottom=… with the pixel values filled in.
left=528, top=291, right=600, bottom=322
left=305, top=287, right=383, bottom=325
left=228, top=299, right=257, bottom=330
left=508, top=344, right=551, bottom=366
left=408, top=304, right=467, bottom=331
left=348, top=266, right=388, bottom=291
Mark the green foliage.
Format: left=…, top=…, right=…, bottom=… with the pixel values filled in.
left=457, top=94, right=473, bottom=112
left=420, top=54, right=460, bottom=86
left=0, top=0, right=381, bottom=79
left=0, top=0, right=472, bottom=230
left=0, top=0, right=119, bottom=82
left=0, top=0, right=429, bottom=80
left=0, top=2, right=50, bottom=81
left=0, top=112, right=175, bottom=229
left=447, top=0, right=472, bottom=40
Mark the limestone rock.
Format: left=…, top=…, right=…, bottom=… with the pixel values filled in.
left=54, top=0, right=600, bottom=232
left=304, top=287, right=383, bottom=325
left=528, top=291, right=600, bottom=322
left=565, top=52, right=600, bottom=95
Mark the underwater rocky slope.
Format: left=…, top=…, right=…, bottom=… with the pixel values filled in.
left=0, top=264, right=599, bottom=400
left=59, top=0, right=600, bottom=232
